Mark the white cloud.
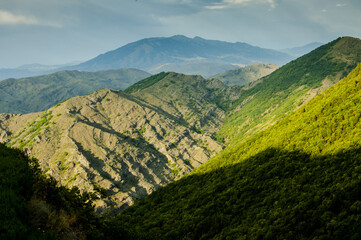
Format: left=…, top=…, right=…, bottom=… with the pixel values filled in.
left=0, top=9, right=38, bottom=25
left=206, top=0, right=276, bottom=10
left=205, top=4, right=227, bottom=10
left=0, top=9, right=61, bottom=27
left=336, top=3, right=346, bottom=7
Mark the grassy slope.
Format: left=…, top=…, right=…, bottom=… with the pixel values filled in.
left=107, top=64, right=361, bottom=239
left=217, top=36, right=361, bottom=144
left=0, top=68, right=150, bottom=114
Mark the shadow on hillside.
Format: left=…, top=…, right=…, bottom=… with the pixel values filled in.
left=106, top=146, right=361, bottom=240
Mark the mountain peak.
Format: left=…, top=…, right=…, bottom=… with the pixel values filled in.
left=72, top=35, right=293, bottom=72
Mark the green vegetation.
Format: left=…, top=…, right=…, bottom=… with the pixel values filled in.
left=2, top=37, right=361, bottom=240
left=217, top=36, right=361, bottom=143
left=124, top=72, right=168, bottom=93
left=0, top=143, right=103, bottom=240
left=200, top=62, right=361, bottom=171
left=103, top=63, right=361, bottom=239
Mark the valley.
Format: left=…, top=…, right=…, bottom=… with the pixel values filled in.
left=2, top=35, right=361, bottom=240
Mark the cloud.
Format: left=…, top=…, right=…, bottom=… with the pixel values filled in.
left=0, top=9, right=39, bottom=25
left=206, top=0, right=276, bottom=10
left=205, top=4, right=227, bottom=10
left=0, top=9, right=61, bottom=27
left=336, top=3, right=346, bottom=7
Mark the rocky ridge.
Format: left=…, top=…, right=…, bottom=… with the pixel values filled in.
left=0, top=73, right=228, bottom=213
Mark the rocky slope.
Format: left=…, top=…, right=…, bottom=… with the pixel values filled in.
left=0, top=73, right=227, bottom=213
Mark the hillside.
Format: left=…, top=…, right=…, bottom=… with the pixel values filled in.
left=0, top=68, right=150, bottom=114
left=0, top=73, right=227, bottom=213
left=217, top=36, right=361, bottom=143
left=212, top=63, right=279, bottom=86
left=106, top=63, right=361, bottom=239
left=71, top=35, right=292, bottom=73
left=126, top=72, right=241, bottom=134
left=0, top=143, right=102, bottom=240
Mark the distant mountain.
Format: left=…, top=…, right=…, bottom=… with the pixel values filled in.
left=70, top=35, right=293, bottom=73
left=107, top=63, right=361, bottom=240
left=0, top=68, right=150, bottom=114
left=147, top=61, right=241, bottom=78
left=0, top=62, right=80, bottom=80
left=212, top=63, right=279, bottom=86
left=0, top=72, right=232, bottom=212
left=280, top=42, right=323, bottom=57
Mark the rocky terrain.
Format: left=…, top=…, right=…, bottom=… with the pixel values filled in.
left=0, top=73, right=231, bottom=213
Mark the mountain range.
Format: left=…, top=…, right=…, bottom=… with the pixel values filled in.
left=71, top=35, right=291, bottom=72
left=0, top=35, right=321, bottom=80
left=2, top=36, right=361, bottom=239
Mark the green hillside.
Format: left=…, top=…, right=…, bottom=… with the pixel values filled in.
left=124, top=72, right=168, bottom=93
left=217, top=36, right=361, bottom=144
left=0, top=68, right=150, bottom=114
left=128, top=72, right=241, bottom=133
left=106, top=64, right=361, bottom=239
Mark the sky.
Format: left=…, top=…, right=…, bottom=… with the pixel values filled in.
left=0, top=0, right=360, bottom=68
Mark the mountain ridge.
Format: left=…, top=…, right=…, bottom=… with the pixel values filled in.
left=217, top=36, right=361, bottom=144
left=0, top=72, right=227, bottom=213
left=70, top=35, right=292, bottom=73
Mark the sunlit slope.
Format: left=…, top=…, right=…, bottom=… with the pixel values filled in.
left=108, top=64, right=361, bottom=239
left=200, top=62, right=361, bottom=171
left=217, top=36, right=361, bottom=144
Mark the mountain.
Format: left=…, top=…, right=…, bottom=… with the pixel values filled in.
left=0, top=68, right=150, bottom=114
left=0, top=72, right=231, bottom=213
left=71, top=35, right=293, bottom=73
left=211, top=63, right=279, bottom=86
left=280, top=42, right=324, bottom=57
left=106, top=63, right=361, bottom=240
left=217, top=36, right=361, bottom=144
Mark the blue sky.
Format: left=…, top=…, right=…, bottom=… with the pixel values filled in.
left=0, top=0, right=360, bottom=68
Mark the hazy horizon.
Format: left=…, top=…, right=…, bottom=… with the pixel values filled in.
left=1, top=0, right=360, bottom=68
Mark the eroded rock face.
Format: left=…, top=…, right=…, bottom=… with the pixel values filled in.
left=0, top=86, right=225, bottom=213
